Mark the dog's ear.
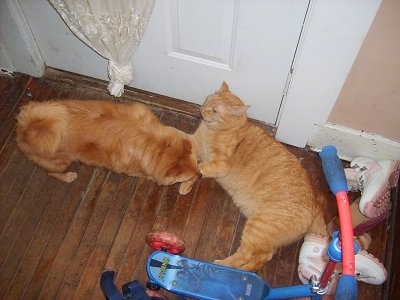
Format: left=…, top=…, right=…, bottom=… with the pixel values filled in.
left=166, top=165, right=181, bottom=178
left=181, top=138, right=192, bottom=155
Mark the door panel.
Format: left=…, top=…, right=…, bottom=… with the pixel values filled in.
left=132, top=0, right=310, bottom=125
left=169, top=0, right=237, bottom=69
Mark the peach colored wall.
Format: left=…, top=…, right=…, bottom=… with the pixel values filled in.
left=328, top=0, right=400, bottom=141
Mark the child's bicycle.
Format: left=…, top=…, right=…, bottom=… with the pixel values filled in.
left=100, top=145, right=382, bottom=300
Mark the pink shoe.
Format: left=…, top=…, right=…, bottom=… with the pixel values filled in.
left=298, top=234, right=387, bottom=295
left=350, top=158, right=400, bottom=218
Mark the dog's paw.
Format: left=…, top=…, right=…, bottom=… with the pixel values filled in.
left=48, top=171, right=78, bottom=183
left=178, top=173, right=201, bottom=195
left=179, top=181, right=193, bottom=195
left=63, top=172, right=78, bottom=182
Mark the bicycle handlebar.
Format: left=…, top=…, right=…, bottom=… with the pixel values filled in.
left=319, top=145, right=357, bottom=300
left=319, top=145, right=348, bottom=194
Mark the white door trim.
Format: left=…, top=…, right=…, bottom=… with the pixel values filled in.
left=0, top=0, right=44, bottom=77
left=308, top=123, right=400, bottom=161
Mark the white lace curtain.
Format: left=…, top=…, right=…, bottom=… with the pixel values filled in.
left=48, top=0, right=155, bottom=97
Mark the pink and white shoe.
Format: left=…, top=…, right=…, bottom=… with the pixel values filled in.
left=298, top=234, right=336, bottom=295
left=298, top=234, right=387, bottom=294
left=349, top=158, right=400, bottom=218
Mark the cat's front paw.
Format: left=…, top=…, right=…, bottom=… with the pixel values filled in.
left=213, top=258, right=230, bottom=267
left=199, top=161, right=228, bottom=178
left=213, top=255, right=240, bottom=268
left=198, top=162, right=211, bottom=177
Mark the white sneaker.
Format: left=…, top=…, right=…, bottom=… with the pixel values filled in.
left=298, top=234, right=387, bottom=295
left=354, top=250, right=387, bottom=285
left=298, top=234, right=336, bottom=295
left=344, top=168, right=361, bottom=192
left=350, top=158, right=400, bottom=218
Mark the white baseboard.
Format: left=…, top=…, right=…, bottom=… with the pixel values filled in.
left=307, top=123, right=400, bottom=162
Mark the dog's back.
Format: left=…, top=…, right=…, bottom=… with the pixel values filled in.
left=16, top=101, right=69, bottom=157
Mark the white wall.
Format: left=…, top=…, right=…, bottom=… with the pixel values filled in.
left=310, top=0, right=400, bottom=161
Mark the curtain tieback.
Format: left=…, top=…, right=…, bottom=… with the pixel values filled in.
left=107, top=60, right=133, bottom=97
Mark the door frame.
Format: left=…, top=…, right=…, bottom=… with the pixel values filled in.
left=0, top=0, right=44, bottom=77
left=275, top=0, right=382, bottom=149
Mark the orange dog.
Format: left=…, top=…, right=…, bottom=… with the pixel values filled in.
left=16, top=100, right=198, bottom=185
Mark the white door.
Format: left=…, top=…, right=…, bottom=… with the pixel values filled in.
left=132, top=0, right=310, bottom=126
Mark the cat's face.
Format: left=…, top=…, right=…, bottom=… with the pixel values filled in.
left=201, top=82, right=249, bottom=128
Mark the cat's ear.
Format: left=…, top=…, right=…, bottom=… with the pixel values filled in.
left=219, top=81, right=230, bottom=93
left=229, top=105, right=250, bottom=116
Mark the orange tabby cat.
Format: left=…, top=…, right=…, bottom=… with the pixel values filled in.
left=180, top=82, right=329, bottom=271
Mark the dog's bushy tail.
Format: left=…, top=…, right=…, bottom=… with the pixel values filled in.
left=16, top=101, right=68, bottom=156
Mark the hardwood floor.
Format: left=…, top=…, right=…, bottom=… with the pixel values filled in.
left=0, top=69, right=397, bottom=299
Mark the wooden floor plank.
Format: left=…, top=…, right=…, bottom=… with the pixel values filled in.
left=0, top=165, right=55, bottom=279
left=0, top=152, right=35, bottom=234
left=114, top=181, right=161, bottom=285
left=0, top=149, right=29, bottom=205
left=212, top=194, right=241, bottom=261
left=5, top=176, right=71, bottom=299
left=61, top=172, right=122, bottom=283
left=38, top=168, right=108, bottom=299
left=0, top=74, right=15, bottom=106
left=1, top=169, right=59, bottom=299
left=76, top=175, right=137, bottom=299
left=180, top=179, right=215, bottom=258
left=194, top=183, right=229, bottom=262
left=88, top=178, right=147, bottom=299
left=151, top=185, right=178, bottom=233
left=109, top=178, right=156, bottom=285
left=0, top=77, right=34, bottom=155
left=101, top=178, right=143, bottom=274
left=271, top=242, right=301, bottom=287
left=131, top=184, right=168, bottom=282
left=57, top=171, right=123, bottom=298
left=166, top=185, right=198, bottom=237
left=22, top=164, right=93, bottom=299
left=0, top=73, right=30, bottom=121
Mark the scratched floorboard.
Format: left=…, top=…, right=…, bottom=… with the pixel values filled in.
left=0, top=69, right=396, bottom=300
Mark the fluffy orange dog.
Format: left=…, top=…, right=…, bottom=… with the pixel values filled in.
left=16, top=100, right=199, bottom=185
